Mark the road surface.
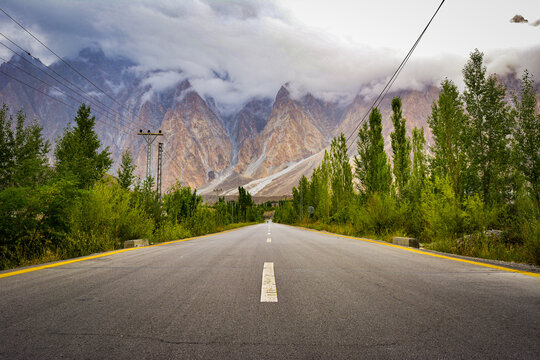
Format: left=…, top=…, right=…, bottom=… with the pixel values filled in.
left=1, top=222, right=539, bottom=359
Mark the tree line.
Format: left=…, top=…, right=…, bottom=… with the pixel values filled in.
left=0, top=103, right=266, bottom=270
left=275, top=50, right=540, bottom=265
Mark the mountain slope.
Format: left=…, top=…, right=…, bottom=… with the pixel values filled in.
left=2, top=48, right=537, bottom=197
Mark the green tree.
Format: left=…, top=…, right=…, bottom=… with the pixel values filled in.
left=330, top=133, right=353, bottom=220
left=354, top=108, right=392, bottom=198
left=310, top=150, right=331, bottom=221
left=296, top=175, right=310, bottom=221
left=214, top=197, right=232, bottom=225
left=390, top=97, right=411, bottom=197
left=462, top=49, right=512, bottom=205
left=0, top=105, right=14, bottom=187
left=427, top=79, right=466, bottom=198
left=0, top=105, right=50, bottom=189
left=117, top=150, right=136, bottom=189
left=162, top=182, right=201, bottom=224
left=238, top=186, right=253, bottom=222
left=512, top=70, right=540, bottom=217
left=410, top=127, right=428, bottom=195
left=408, top=127, right=429, bottom=236
left=54, top=104, right=112, bottom=189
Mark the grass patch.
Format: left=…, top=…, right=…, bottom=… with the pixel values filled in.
left=289, top=220, right=539, bottom=266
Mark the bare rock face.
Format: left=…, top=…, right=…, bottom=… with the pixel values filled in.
left=2, top=47, right=537, bottom=197
left=230, top=97, right=273, bottom=147
left=123, top=80, right=233, bottom=189
left=159, top=86, right=233, bottom=188
left=236, top=86, right=337, bottom=179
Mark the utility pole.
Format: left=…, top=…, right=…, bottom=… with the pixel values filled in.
left=138, top=129, right=163, bottom=180
left=156, top=142, right=163, bottom=200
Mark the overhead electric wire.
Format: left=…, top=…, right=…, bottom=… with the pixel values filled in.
left=0, top=6, right=129, bottom=111
left=0, top=7, right=222, bottom=181
left=0, top=69, right=138, bottom=137
left=0, top=60, right=186, bottom=177
left=0, top=69, right=73, bottom=109
left=344, top=0, right=445, bottom=151
left=0, top=32, right=173, bottom=142
left=0, top=35, right=137, bottom=130
left=0, top=34, right=182, bottom=156
left=0, top=67, right=185, bottom=176
left=0, top=53, right=119, bottom=120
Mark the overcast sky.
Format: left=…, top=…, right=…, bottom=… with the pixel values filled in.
left=1, top=0, right=539, bottom=111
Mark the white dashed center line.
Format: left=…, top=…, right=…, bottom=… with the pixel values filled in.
left=260, top=262, right=278, bottom=302
left=267, top=238, right=271, bottom=243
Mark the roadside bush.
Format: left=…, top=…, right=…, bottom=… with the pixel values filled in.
left=274, top=201, right=296, bottom=224
left=420, top=176, right=464, bottom=242
left=462, top=194, right=498, bottom=234
left=188, top=206, right=218, bottom=236
left=353, top=192, right=406, bottom=236
left=0, top=179, right=78, bottom=269
left=64, top=181, right=153, bottom=257
left=151, top=222, right=191, bottom=243
left=522, top=220, right=540, bottom=265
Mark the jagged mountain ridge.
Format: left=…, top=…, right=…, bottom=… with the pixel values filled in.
left=0, top=48, right=440, bottom=194
left=3, top=47, right=531, bottom=196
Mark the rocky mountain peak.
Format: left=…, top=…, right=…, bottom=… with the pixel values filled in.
left=78, top=47, right=106, bottom=62
left=275, top=85, right=291, bottom=102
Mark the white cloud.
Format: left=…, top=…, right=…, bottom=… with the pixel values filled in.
left=1, top=0, right=539, bottom=113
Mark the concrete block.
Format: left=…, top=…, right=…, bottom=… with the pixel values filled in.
left=392, top=237, right=419, bottom=248
left=124, top=239, right=149, bottom=248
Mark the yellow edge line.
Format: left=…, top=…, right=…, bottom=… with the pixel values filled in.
left=0, top=226, right=246, bottom=280
left=292, top=225, right=540, bottom=279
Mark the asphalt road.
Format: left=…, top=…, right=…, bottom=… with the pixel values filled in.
left=1, top=222, right=539, bottom=359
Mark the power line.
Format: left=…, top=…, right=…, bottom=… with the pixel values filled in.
left=0, top=6, right=129, bottom=111
left=0, top=8, right=213, bottom=184
left=0, top=35, right=185, bottom=165
left=0, top=53, right=118, bottom=120
left=0, top=35, right=136, bottom=130
left=0, top=69, right=139, bottom=138
left=344, top=0, right=445, bottom=151
left=0, top=69, right=73, bottom=109
left=0, top=68, right=186, bottom=179
left=0, top=32, right=173, bottom=147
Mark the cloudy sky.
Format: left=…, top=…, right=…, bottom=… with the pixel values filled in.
left=1, top=0, right=539, bottom=111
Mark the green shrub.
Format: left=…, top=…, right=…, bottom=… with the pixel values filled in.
left=187, top=206, right=217, bottom=236
left=462, top=193, right=499, bottom=234
left=420, top=176, right=464, bottom=242
left=65, top=181, right=153, bottom=257
left=523, top=220, right=540, bottom=265
left=274, top=201, right=296, bottom=224
left=151, top=222, right=191, bottom=243
left=0, top=179, right=78, bottom=269
left=353, top=192, right=406, bottom=236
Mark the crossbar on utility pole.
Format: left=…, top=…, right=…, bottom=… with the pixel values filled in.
left=137, top=129, right=163, bottom=180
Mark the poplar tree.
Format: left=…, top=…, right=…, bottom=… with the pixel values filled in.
left=462, top=49, right=512, bottom=205
left=312, top=150, right=331, bottom=221
left=427, top=79, right=466, bottom=199
left=390, top=97, right=411, bottom=197
left=410, top=126, right=428, bottom=196
left=55, top=104, right=112, bottom=189
left=238, top=186, right=253, bottom=222
left=0, top=105, right=50, bottom=189
left=117, top=150, right=136, bottom=189
left=354, top=108, right=392, bottom=198
left=408, top=126, right=428, bottom=235
left=330, top=133, right=353, bottom=218
left=512, top=70, right=540, bottom=217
